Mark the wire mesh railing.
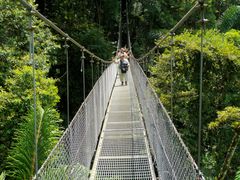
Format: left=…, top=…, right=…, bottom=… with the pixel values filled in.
left=35, top=63, right=117, bottom=179
left=130, top=58, right=204, bottom=180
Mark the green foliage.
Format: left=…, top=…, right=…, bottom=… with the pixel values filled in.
left=209, top=106, right=240, bottom=179
left=218, top=5, right=240, bottom=32
left=73, top=23, right=114, bottom=60
left=209, top=106, right=240, bottom=130
left=0, top=172, right=6, bottom=180
left=0, top=0, right=61, bottom=175
left=225, top=29, right=240, bottom=47
left=6, top=105, right=62, bottom=179
left=236, top=168, right=240, bottom=180
left=150, top=29, right=240, bottom=178
left=128, top=0, right=221, bottom=57
left=202, top=152, right=217, bottom=179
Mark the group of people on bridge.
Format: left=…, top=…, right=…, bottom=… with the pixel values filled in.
left=112, top=47, right=130, bottom=86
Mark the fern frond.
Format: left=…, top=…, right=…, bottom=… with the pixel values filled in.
left=6, top=105, right=62, bottom=179
left=236, top=169, right=240, bottom=180
left=218, top=5, right=240, bottom=32
left=0, top=172, right=6, bottom=180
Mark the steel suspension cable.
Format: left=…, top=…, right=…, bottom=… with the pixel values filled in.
left=96, top=61, right=100, bottom=80
left=28, top=9, right=38, bottom=179
left=198, top=0, right=206, bottom=171
left=63, top=39, right=70, bottom=125
left=90, top=57, right=94, bottom=87
left=170, top=33, right=175, bottom=120
left=126, top=0, right=131, bottom=51
left=81, top=50, right=86, bottom=101
left=118, top=1, right=122, bottom=49
left=101, top=62, right=104, bottom=74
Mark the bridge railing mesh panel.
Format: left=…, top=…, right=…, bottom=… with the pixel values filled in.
left=35, top=63, right=117, bottom=179
left=130, top=58, right=204, bottom=180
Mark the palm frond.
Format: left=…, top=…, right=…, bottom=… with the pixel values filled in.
left=6, top=105, right=62, bottom=179
left=218, top=5, right=240, bottom=32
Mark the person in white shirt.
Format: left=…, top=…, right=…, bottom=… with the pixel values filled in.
left=119, top=53, right=129, bottom=85
left=112, top=52, right=130, bottom=85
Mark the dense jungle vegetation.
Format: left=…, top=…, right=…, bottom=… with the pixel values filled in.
left=0, top=0, right=239, bottom=179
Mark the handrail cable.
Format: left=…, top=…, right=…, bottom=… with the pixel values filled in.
left=134, top=1, right=201, bottom=61
left=20, top=0, right=111, bottom=64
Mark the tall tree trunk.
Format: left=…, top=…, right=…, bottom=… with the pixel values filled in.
left=217, top=132, right=240, bottom=180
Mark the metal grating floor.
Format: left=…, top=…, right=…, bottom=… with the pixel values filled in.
left=90, top=76, right=156, bottom=180
left=95, top=158, right=153, bottom=180
left=100, top=137, right=147, bottom=156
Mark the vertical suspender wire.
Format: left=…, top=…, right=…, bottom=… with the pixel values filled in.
left=29, top=10, right=38, bottom=179
left=97, top=61, right=100, bottom=80
left=103, top=64, right=106, bottom=72
left=126, top=0, right=131, bottom=52
left=90, top=57, right=94, bottom=87
left=117, top=0, right=122, bottom=49
left=64, top=39, right=70, bottom=125
left=80, top=50, right=86, bottom=167
left=81, top=50, right=86, bottom=101
left=142, top=58, right=145, bottom=72
left=145, top=56, right=148, bottom=73
left=198, top=1, right=205, bottom=171
left=101, top=62, right=104, bottom=74
left=145, top=57, right=148, bottom=72
left=170, top=33, right=175, bottom=120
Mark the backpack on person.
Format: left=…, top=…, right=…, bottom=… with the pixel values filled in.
left=120, top=60, right=129, bottom=73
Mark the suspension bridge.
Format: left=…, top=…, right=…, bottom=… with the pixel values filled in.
left=19, top=0, right=207, bottom=179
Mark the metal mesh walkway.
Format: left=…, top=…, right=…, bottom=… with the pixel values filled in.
left=90, top=72, right=156, bottom=180
left=34, top=62, right=203, bottom=179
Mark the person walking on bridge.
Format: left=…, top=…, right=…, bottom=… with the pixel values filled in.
left=118, top=53, right=129, bottom=85
left=112, top=52, right=130, bottom=86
